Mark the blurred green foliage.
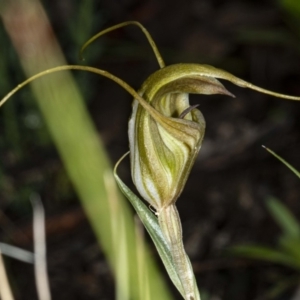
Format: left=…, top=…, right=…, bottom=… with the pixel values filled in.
left=0, top=1, right=101, bottom=209
left=279, top=0, right=300, bottom=21
left=231, top=149, right=300, bottom=298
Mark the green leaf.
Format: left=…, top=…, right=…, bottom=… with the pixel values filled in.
left=114, top=158, right=184, bottom=297
left=266, top=197, right=300, bottom=238
left=262, top=146, right=300, bottom=179
left=279, top=236, right=300, bottom=260
left=230, top=245, right=300, bottom=270
left=279, top=0, right=300, bottom=19
left=266, top=275, right=300, bottom=299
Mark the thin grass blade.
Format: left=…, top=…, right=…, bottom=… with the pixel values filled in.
left=0, top=243, right=34, bottom=264
left=0, top=250, right=15, bottom=300
left=230, top=245, right=300, bottom=270
left=266, top=197, right=300, bottom=238
left=262, top=146, right=300, bottom=179
left=31, top=195, right=52, bottom=300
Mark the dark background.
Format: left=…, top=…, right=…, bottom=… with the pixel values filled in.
left=1, top=0, right=300, bottom=299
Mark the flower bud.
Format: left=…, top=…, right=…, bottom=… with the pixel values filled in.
left=128, top=64, right=234, bottom=211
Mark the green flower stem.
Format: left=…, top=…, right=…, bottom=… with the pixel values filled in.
left=158, top=205, right=200, bottom=300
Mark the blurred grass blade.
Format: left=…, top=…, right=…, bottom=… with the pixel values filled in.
left=134, top=216, right=150, bottom=300
left=31, top=195, right=52, bottom=300
left=266, top=197, right=300, bottom=238
left=262, top=146, right=300, bottom=179
left=103, top=171, right=130, bottom=300
left=0, top=250, right=15, bottom=300
left=0, top=243, right=34, bottom=263
left=279, top=0, right=300, bottom=19
left=1, top=1, right=172, bottom=299
left=114, top=154, right=184, bottom=297
left=278, top=236, right=300, bottom=260
left=266, top=276, right=300, bottom=299
left=230, top=245, right=300, bottom=270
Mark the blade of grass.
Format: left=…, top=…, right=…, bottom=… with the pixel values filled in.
left=266, top=276, right=300, bottom=299
left=0, top=250, right=15, bottom=300
left=262, top=145, right=300, bottom=179
left=31, top=194, right=52, bottom=300
left=230, top=245, right=300, bottom=270
left=266, top=197, right=300, bottom=238
left=0, top=243, right=34, bottom=263
left=279, top=0, right=300, bottom=19
left=134, top=216, right=150, bottom=300
left=103, top=171, right=130, bottom=300
left=279, top=236, right=300, bottom=260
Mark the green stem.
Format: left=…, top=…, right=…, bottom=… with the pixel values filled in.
left=158, top=204, right=200, bottom=300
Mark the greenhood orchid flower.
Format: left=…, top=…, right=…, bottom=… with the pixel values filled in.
left=129, top=64, right=234, bottom=212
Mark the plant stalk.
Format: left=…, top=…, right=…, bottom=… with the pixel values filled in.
left=158, top=204, right=200, bottom=300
